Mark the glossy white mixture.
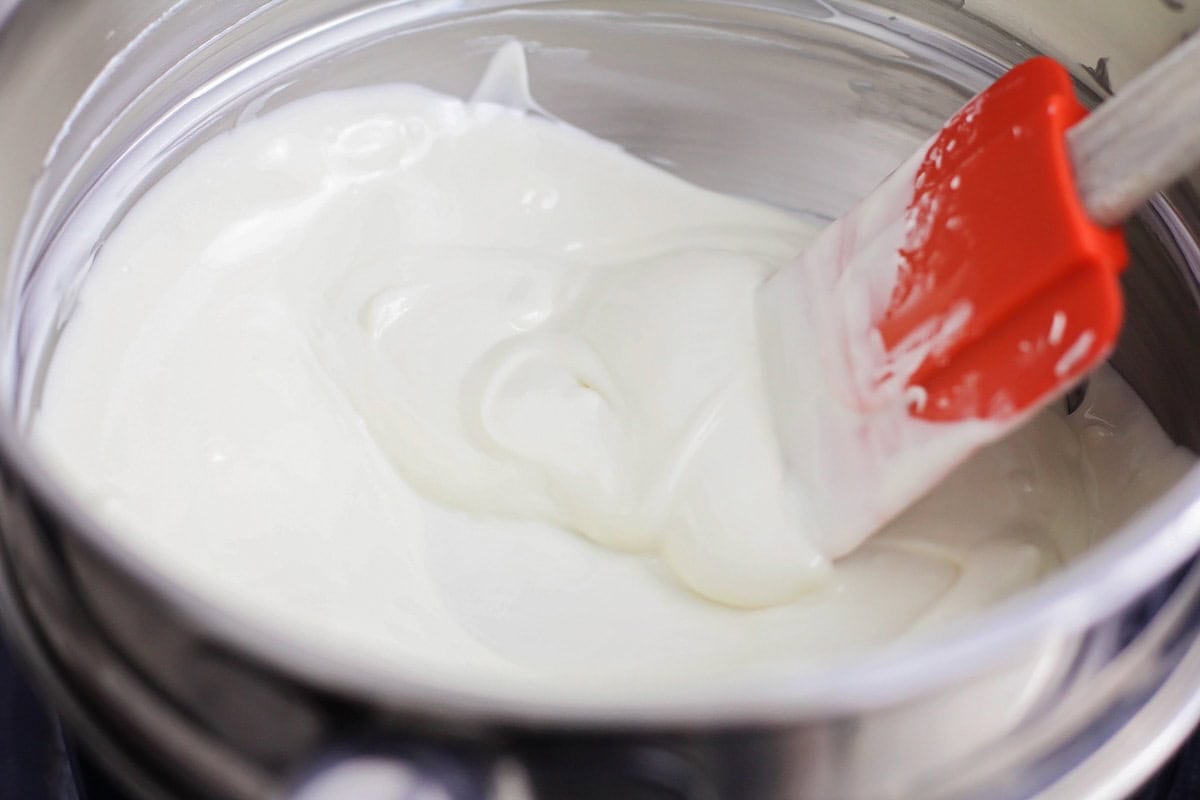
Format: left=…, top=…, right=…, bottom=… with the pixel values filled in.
left=30, top=53, right=1193, bottom=691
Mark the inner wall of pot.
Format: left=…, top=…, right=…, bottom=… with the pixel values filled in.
left=5, top=0, right=1200, bottom=693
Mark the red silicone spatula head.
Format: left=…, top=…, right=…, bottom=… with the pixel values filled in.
left=877, top=57, right=1127, bottom=422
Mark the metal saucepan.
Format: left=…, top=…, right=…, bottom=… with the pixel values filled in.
left=1, top=2, right=1199, bottom=798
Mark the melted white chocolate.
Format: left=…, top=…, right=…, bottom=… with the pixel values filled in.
left=29, top=53, right=1193, bottom=688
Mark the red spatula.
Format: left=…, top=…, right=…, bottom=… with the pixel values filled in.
left=757, top=35, right=1200, bottom=559
left=875, top=38, right=1200, bottom=422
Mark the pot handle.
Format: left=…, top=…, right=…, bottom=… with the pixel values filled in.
left=287, top=744, right=533, bottom=800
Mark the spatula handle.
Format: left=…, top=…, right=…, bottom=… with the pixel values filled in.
left=1067, top=32, right=1200, bottom=227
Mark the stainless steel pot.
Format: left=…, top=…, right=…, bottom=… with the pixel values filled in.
left=1, top=2, right=1200, bottom=799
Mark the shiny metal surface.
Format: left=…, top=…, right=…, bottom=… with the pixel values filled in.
left=0, top=2, right=1198, bottom=799
left=1067, top=33, right=1200, bottom=227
